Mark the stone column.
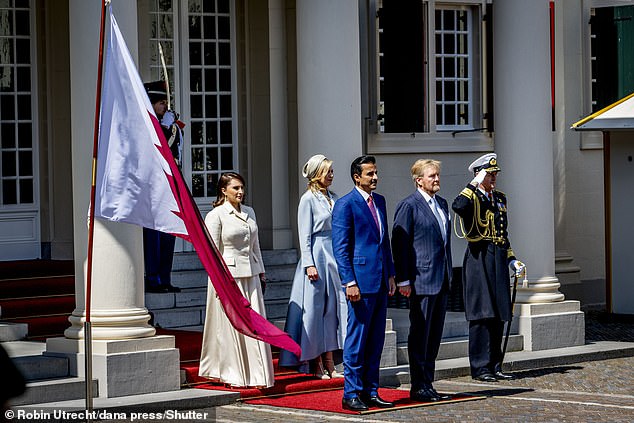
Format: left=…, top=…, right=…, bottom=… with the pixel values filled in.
left=553, top=0, right=582, bottom=293
left=269, top=0, right=293, bottom=249
left=45, top=0, right=179, bottom=397
left=493, top=0, right=583, bottom=350
left=296, top=0, right=363, bottom=196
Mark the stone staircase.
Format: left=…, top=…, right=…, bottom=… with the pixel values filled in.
left=2, top=337, right=98, bottom=406
left=146, top=249, right=298, bottom=330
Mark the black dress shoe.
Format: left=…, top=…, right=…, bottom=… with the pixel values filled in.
left=341, top=396, right=368, bottom=411
left=410, top=387, right=441, bottom=402
left=494, top=371, right=515, bottom=380
left=361, top=395, right=394, bottom=408
left=473, top=373, right=498, bottom=382
left=430, top=387, right=451, bottom=400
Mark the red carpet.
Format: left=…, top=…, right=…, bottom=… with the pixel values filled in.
left=163, top=328, right=485, bottom=410
left=0, top=260, right=75, bottom=339
left=244, top=388, right=485, bottom=414
left=195, top=371, right=344, bottom=398
left=156, top=328, right=346, bottom=399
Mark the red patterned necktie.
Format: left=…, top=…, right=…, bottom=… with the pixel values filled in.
left=367, top=195, right=380, bottom=229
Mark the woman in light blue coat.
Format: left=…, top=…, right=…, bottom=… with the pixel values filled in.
left=279, top=155, right=347, bottom=379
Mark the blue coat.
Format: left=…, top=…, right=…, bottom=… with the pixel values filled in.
left=279, top=190, right=347, bottom=368
left=332, top=189, right=395, bottom=293
left=391, top=191, right=452, bottom=295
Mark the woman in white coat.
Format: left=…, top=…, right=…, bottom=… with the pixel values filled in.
left=198, top=172, right=274, bottom=388
left=279, top=155, right=347, bottom=379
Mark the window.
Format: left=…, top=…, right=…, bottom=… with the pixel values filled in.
left=372, top=0, right=491, bottom=151
left=0, top=0, right=35, bottom=206
left=435, top=8, right=473, bottom=130
left=186, top=0, right=235, bottom=199
left=141, top=0, right=237, bottom=202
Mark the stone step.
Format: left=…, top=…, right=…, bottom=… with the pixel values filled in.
left=262, top=280, right=293, bottom=301
left=11, top=377, right=98, bottom=406
left=151, top=306, right=205, bottom=329
left=0, top=322, right=28, bottom=341
left=171, top=252, right=204, bottom=272
left=388, top=309, right=520, bottom=343
left=4, top=341, right=69, bottom=381
left=395, top=334, right=524, bottom=365
left=263, top=299, right=289, bottom=321
left=262, top=264, right=296, bottom=283
left=171, top=249, right=299, bottom=272
left=261, top=249, right=299, bottom=267
left=170, top=270, right=208, bottom=289
left=145, top=288, right=207, bottom=311
left=170, top=263, right=296, bottom=290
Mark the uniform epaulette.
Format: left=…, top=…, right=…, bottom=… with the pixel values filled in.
left=460, top=187, right=475, bottom=199
left=495, top=190, right=506, bottom=197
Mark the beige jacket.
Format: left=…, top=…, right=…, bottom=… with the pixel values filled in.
left=205, top=202, right=265, bottom=278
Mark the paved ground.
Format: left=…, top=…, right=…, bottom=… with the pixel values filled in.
left=195, top=310, right=634, bottom=423
left=205, top=355, right=634, bottom=423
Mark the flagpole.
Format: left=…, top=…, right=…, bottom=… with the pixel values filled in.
left=85, top=0, right=109, bottom=415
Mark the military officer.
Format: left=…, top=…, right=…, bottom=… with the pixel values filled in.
left=142, top=80, right=184, bottom=293
left=452, top=153, right=525, bottom=382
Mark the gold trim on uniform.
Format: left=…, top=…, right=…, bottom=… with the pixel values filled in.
left=460, top=188, right=475, bottom=199
left=507, top=249, right=515, bottom=259
left=454, top=192, right=505, bottom=243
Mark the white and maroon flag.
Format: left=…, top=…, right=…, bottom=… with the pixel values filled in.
left=95, top=7, right=300, bottom=357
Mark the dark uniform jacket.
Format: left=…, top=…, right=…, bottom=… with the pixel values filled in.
left=452, top=184, right=516, bottom=321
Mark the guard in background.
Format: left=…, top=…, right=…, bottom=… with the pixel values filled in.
left=143, top=80, right=184, bottom=293
left=452, top=153, right=525, bottom=382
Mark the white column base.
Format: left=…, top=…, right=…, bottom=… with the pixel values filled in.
left=515, top=276, right=565, bottom=303
left=516, top=300, right=585, bottom=351
left=64, top=308, right=156, bottom=340
left=44, top=336, right=180, bottom=398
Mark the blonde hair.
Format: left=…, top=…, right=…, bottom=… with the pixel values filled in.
left=411, top=159, right=441, bottom=185
left=307, top=158, right=333, bottom=192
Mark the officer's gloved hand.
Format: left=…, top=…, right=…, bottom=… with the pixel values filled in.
left=509, top=259, right=525, bottom=277
left=161, top=110, right=176, bottom=127
left=471, top=169, right=488, bottom=186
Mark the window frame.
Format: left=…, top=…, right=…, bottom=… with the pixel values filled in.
left=0, top=0, right=40, bottom=210
left=139, top=0, right=240, bottom=206
left=367, top=0, right=493, bottom=154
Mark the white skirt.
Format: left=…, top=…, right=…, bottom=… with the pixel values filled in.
left=198, top=275, right=275, bottom=387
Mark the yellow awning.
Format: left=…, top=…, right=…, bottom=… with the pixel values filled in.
left=571, top=92, right=634, bottom=131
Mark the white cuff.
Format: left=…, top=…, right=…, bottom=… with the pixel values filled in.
left=397, top=281, right=410, bottom=287
left=345, top=281, right=357, bottom=288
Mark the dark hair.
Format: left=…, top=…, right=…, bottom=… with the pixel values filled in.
left=350, top=155, right=376, bottom=182
left=213, top=172, right=246, bottom=207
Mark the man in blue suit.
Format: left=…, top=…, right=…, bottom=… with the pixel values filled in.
left=332, top=155, right=397, bottom=411
left=392, top=159, right=452, bottom=402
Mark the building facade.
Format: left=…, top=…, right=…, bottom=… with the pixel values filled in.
left=0, top=0, right=617, bottom=316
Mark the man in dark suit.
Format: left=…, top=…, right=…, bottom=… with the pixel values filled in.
left=392, top=159, right=452, bottom=402
left=452, top=153, right=524, bottom=382
left=332, top=155, right=397, bottom=411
